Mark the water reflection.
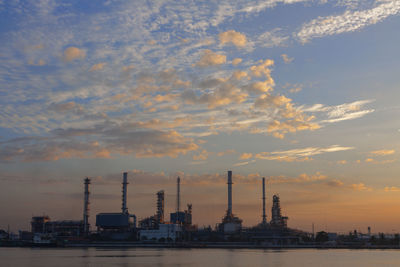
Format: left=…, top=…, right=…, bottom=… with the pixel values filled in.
left=1, top=248, right=400, bottom=267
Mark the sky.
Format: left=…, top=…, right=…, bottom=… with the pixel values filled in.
left=1, top=0, right=400, bottom=234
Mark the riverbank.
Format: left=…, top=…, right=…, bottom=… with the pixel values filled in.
left=2, top=240, right=400, bottom=249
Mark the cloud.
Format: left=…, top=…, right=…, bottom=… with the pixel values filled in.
left=289, top=86, right=302, bottom=93
left=195, top=49, right=226, bottom=67
left=337, top=160, right=347, bottom=164
left=325, top=179, right=345, bottom=187
left=0, top=123, right=199, bottom=162
left=63, top=46, right=86, bottom=62
left=351, top=183, right=372, bottom=192
left=240, top=153, right=253, bottom=160
left=384, top=186, right=400, bottom=192
left=257, top=28, right=289, bottom=47
left=297, top=1, right=400, bottom=43
left=219, top=30, right=247, bottom=48
left=217, top=149, right=236, bottom=156
left=193, top=149, right=209, bottom=161
left=232, top=70, right=248, bottom=80
left=325, top=179, right=372, bottom=191
left=232, top=58, right=242, bottom=65
left=254, top=145, right=354, bottom=161
left=48, top=101, right=84, bottom=114
left=89, top=62, right=106, bottom=71
left=266, top=116, right=320, bottom=139
left=250, top=59, right=274, bottom=77
left=182, top=81, right=248, bottom=108
left=268, top=172, right=327, bottom=184
left=281, top=54, right=293, bottom=63
left=28, top=59, right=46, bottom=66
left=370, top=149, right=395, bottom=156
left=364, top=158, right=396, bottom=164
left=302, top=100, right=375, bottom=124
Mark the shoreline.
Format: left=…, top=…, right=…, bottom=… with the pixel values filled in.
left=2, top=241, right=400, bottom=250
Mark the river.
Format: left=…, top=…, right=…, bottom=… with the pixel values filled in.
left=1, top=247, right=399, bottom=266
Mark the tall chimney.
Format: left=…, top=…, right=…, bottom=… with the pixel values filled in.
left=262, top=177, right=267, bottom=224
left=157, top=190, right=165, bottom=224
left=83, top=177, right=91, bottom=235
left=122, top=172, right=128, bottom=214
left=177, top=176, right=181, bottom=213
left=227, top=170, right=233, bottom=216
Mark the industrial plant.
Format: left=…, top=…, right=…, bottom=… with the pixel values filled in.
left=1, top=170, right=392, bottom=248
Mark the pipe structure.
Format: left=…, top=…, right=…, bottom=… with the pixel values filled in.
left=262, top=177, right=267, bottom=224
left=122, top=172, right=128, bottom=214
left=177, top=176, right=181, bottom=213
left=83, top=177, right=91, bottom=235
left=227, top=170, right=233, bottom=216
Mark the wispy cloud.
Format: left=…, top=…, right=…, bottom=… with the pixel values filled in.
left=297, top=1, right=400, bottom=43
left=302, top=99, right=374, bottom=124
left=250, top=145, right=354, bottom=161
left=370, top=149, right=395, bottom=156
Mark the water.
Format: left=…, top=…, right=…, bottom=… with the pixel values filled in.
left=1, top=247, right=400, bottom=267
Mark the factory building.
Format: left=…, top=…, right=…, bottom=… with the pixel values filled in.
left=139, top=224, right=182, bottom=242
left=219, top=170, right=242, bottom=233
left=170, top=204, right=192, bottom=225
left=31, top=216, right=85, bottom=243
left=95, top=172, right=137, bottom=239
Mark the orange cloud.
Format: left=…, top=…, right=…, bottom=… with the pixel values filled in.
left=63, top=46, right=86, bottom=62
left=196, top=50, right=226, bottom=67
left=384, top=186, right=400, bottom=192
left=370, top=149, right=395, bottom=156
left=217, top=149, right=236, bottom=157
left=250, top=59, right=274, bottom=77
left=89, top=62, right=106, bottom=71
left=232, top=70, right=248, bottom=80
left=193, top=149, right=209, bottom=161
left=281, top=54, right=293, bottom=64
left=351, top=183, right=373, bottom=192
left=232, top=58, right=242, bottom=65
left=240, top=153, right=253, bottom=160
left=219, top=30, right=247, bottom=48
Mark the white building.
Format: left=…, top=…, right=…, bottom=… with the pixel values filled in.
left=139, top=224, right=182, bottom=241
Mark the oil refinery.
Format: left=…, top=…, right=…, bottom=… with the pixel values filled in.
left=11, top=170, right=311, bottom=247
left=1, top=170, right=390, bottom=248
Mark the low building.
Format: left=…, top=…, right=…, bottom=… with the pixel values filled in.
left=0, top=229, right=8, bottom=240
left=139, top=224, right=182, bottom=241
left=31, top=216, right=85, bottom=237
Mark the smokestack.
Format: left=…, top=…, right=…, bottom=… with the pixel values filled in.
left=83, top=177, right=91, bottom=235
left=262, top=177, right=266, bottom=224
left=122, top=172, right=128, bottom=214
left=227, top=170, right=233, bottom=216
left=177, top=176, right=181, bottom=213
left=157, top=190, right=165, bottom=224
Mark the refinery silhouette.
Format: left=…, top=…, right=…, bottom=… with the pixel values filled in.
left=1, top=171, right=399, bottom=248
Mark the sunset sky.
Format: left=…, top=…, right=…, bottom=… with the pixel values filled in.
left=1, top=0, right=400, bottom=234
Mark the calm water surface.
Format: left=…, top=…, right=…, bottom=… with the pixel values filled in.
left=1, top=247, right=400, bottom=267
